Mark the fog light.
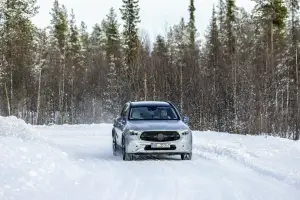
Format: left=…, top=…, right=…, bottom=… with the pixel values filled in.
left=182, top=131, right=189, bottom=135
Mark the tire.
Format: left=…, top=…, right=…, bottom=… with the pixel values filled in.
left=181, top=153, right=192, bottom=160
left=112, top=136, right=117, bottom=156
left=122, top=137, right=133, bottom=161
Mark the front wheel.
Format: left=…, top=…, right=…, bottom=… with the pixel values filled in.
left=112, top=136, right=117, bottom=156
left=122, top=137, right=133, bottom=161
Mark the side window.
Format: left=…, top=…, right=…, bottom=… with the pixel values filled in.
left=121, top=103, right=129, bottom=118
left=120, top=105, right=126, bottom=117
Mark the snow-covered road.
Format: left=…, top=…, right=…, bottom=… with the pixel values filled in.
left=1, top=116, right=300, bottom=200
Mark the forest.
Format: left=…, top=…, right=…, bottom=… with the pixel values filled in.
left=0, top=0, right=299, bottom=140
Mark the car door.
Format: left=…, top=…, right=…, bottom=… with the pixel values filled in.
left=115, top=103, right=129, bottom=146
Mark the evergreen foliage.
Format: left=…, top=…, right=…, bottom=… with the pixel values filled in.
left=0, top=0, right=298, bottom=140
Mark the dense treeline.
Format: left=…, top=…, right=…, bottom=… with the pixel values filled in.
left=0, top=0, right=299, bottom=140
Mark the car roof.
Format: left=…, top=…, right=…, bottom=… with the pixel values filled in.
left=129, top=101, right=170, bottom=107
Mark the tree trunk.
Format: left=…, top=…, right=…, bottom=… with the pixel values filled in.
left=296, top=47, right=299, bottom=140
left=286, top=60, right=290, bottom=137
left=180, top=63, right=183, bottom=114
left=61, top=61, right=65, bottom=124
left=270, top=19, right=274, bottom=133
left=233, top=57, right=237, bottom=133
left=36, top=68, right=42, bottom=125
left=71, top=77, right=74, bottom=125
left=144, top=70, right=147, bottom=100
left=92, top=98, right=96, bottom=121
left=5, top=83, right=10, bottom=116
left=10, top=68, right=13, bottom=115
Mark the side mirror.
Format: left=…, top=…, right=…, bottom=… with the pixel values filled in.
left=120, top=117, right=126, bottom=124
left=183, top=116, right=189, bottom=124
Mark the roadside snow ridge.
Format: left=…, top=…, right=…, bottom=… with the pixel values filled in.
left=0, top=117, right=299, bottom=200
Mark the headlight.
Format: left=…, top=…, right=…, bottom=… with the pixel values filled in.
left=179, top=130, right=191, bottom=135
left=129, top=130, right=140, bottom=136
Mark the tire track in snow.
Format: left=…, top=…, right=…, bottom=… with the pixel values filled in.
left=28, top=125, right=300, bottom=200
left=192, top=142, right=300, bottom=188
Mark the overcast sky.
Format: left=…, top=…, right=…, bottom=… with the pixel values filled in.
left=33, top=0, right=255, bottom=41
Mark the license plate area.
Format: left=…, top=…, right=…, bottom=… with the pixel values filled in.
left=151, top=143, right=171, bottom=148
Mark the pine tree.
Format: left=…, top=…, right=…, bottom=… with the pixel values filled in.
left=102, top=8, right=121, bottom=62
left=172, top=18, right=189, bottom=114
left=101, top=7, right=122, bottom=121
left=205, top=5, right=222, bottom=130
left=215, top=0, right=230, bottom=132
left=188, top=0, right=196, bottom=47
left=187, top=0, right=200, bottom=120
left=225, top=0, right=236, bottom=132
left=252, top=0, right=287, bottom=133
left=152, top=35, right=169, bottom=100
left=217, top=0, right=226, bottom=35
left=80, top=21, right=89, bottom=52
left=87, top=24, right=106, bottom=122
left=49, top=0, right=69, bottom=123
left=67, top=9, right=84, bottom=124
left=0, top=0, right=38, bottom=117
left=120, top=0, right=140, bottom=66
left=0, top=0, right=299, bottom=140
left=287, top=0, right=299, bottom=139
left=33, top=28, right=49, bottom=125
left=120, top=0, right=141, bottom=100
left=51, top=1, right=69, bottom=56
left=89, top=23, right=104, bottom=49
left=103, top=54, right=118, bottom=122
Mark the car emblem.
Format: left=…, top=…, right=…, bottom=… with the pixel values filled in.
left=157, top=133, right=164, bottom=141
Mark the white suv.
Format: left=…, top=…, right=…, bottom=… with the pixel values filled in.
left=112, top=101, right=193, bottom=161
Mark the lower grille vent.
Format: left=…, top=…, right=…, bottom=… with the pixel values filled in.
left=140, top=131, right=180, bottom=142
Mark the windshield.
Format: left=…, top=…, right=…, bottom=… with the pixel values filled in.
left=129, top=105, right=179, bottom=120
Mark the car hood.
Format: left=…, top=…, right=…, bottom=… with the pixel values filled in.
left=126, top=120, right=189, bottom=131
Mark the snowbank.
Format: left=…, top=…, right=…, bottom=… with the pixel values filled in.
left=0, top=116, right=38, bottom=140
left=34, top=122, right=112, bottom=131
left=193, top=131, right=300, bottom=188
left=1, top=117, right=299, bottom=200
left=0, top=116, right=87, bottom=200
left=34, top=123, right=113, bottom=137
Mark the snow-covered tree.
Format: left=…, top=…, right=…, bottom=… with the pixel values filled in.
left=188, top=0, right=196, bottom=48
left=0, top=0, right=38, bottom=117
left=49, top=0, right=69, bottom=123
left=120, top=0, right=141, bottom=100
left=66, top=9, right=85, bottom=124
left=120, top=0, right=140, bottom=67
left=101, top=7, right=122, bottom=121
left=0, top=0, right=298, bottom=140
left=102, top=54, right=119, bottom=122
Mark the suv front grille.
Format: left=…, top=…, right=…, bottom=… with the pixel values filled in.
left=140, top=131, right=180, bottom=142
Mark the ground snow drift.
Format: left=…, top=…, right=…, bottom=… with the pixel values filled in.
left=0, top=117, right=87, bottom=200
left=0, top=117, right=300, bottom=200
left=193, top=131, right=300, bottom=188
left=0, top=116, right=37, bottom=140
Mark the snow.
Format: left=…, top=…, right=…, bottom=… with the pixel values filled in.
left=0, top=116, right=37, bottom=140
left=1, top=116, right=300, bottom=200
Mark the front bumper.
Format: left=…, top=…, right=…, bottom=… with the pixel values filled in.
left=125, top=135, right=192, bottom=154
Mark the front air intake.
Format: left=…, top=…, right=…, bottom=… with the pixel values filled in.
left=140, top=131, right=180, bottom=142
